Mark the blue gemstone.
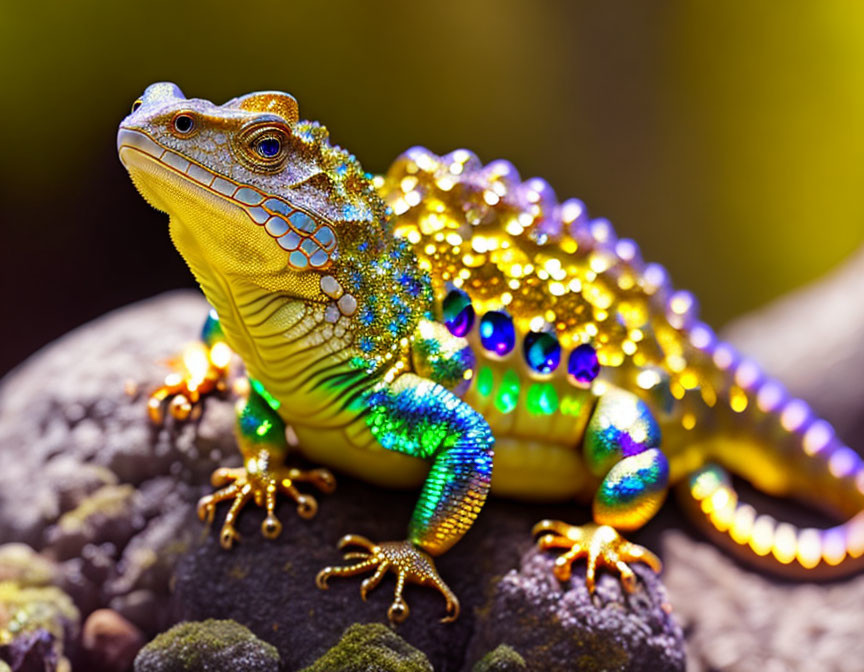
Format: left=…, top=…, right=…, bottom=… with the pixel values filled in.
left=443, top=289, right=475, bottom=337
left=568, top=344, right=600, bottom=384
left=524, top=331, right=561, bottom=373
left=479, top=311, right=515, bottom=356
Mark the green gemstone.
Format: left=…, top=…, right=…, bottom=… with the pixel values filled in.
left=495, top=369, right=520, bottom=414
left=476, top=365, right=494, bottom=398
left=527, top=382, right=559, bottom=415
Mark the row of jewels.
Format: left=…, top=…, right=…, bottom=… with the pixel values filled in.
left=442, top=287, right=600, bottom=384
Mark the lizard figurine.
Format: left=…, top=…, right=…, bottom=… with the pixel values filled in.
left=118, top=82, right=864, bottom=624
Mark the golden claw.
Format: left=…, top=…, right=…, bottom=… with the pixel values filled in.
left=148, top=341, right=232, bottom=424
left=197, top=464, right=336, bottom=549
left=533, top=520, right=661, bottom=593
left=316, top=536, right=460, bottom=624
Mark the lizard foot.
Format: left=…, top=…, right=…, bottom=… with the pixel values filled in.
left=147, top=341, right=232, bottom=424
left=316, top=536, right=460, bottom=624
left=197, top=465, right=336, bottom=549
left=533, top=520, right=661, bottom=592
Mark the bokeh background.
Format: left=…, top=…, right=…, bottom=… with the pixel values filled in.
left=1, top=1, right=862, bottom=376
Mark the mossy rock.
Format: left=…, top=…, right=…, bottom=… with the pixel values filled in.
left=0, top=579, right=78, bottom=672
left=300, top=623, right=433, bottom=672
left=133, top=619, right=278, bottom=672
left=472, top=645, right=526, bottom=672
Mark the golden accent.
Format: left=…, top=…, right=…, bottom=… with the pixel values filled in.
left=148, top=342, right=230, bottom=424
left=316, top=536, right=459, bottom=624
left=533, top=520, right=661, bottom=592
left=197, top=463, right=336, bottom=549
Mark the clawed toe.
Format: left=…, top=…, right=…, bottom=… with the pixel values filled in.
left=220, top=524, right=240, bottom=549
left=533, top=521, right=661, bottom=593
left=261, top=514, right=282, bottom=539
left=197, top=464, right=336, bottom=547
left=316, top=537, right=460, bottom=624
left=147, top=342, right=232, bottom=424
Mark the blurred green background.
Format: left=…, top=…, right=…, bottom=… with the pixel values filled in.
left=1, top=1, right=862, bottom=375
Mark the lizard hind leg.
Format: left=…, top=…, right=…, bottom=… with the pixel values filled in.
left=534, top=387, right=669, bottom=592
left=197, top=381, right=336, bottom=548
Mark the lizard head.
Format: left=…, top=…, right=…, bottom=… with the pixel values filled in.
left=118, top=83, right=430, bottom=367
left=117, top=82, right=390, bottom=303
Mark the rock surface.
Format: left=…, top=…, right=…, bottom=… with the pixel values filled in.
left=133, top=619, right=279, bottom=672
left=298, top=623, right=432, bottom=672
left=466, top=550, right=681, bottom=671
left=0, top=544, right=79, bottom=672
left=0, top=268, right=863, bottom=671
left=171, top=472, right=683, bottom=671
left=470, top=645, right=526, bottom=672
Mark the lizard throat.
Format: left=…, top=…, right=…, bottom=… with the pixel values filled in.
left=117, top=127, right=337, bottom=272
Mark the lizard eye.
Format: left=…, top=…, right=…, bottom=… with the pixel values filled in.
left=131, top=99, right=143, bottom=113
left=236, top=124, right=289, bottom=172
left=171, top=113, right=196, bottom=136
left=256, top=136, right=282, bottom=158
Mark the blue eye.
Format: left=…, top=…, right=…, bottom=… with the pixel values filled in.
left=257, top=137, right=281, bottom=158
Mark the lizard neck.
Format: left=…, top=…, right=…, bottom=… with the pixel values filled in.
left=170, top=215, right=360, bottom=420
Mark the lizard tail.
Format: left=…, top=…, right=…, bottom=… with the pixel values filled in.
left=672, top=348, right=864, bottom=577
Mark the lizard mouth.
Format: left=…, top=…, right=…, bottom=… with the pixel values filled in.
left=117, top=127, right=337, bottom=271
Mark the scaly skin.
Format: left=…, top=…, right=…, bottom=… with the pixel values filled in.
left=118, top=83, right=864, bottom=623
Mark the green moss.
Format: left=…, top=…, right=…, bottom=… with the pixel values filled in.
left=56, top=484, right=135, bottom=534
left=300, top=623, right=433, bottom=672
left=472, top=645, right=527, bottom=671
left=0, top=580, right=78, bottom=672
left=0, top=544, right=59, bottom=587
left=134, top=619, right=279, bottom=672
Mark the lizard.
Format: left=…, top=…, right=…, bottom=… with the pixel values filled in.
left=117, top=82, right=864, bottom=624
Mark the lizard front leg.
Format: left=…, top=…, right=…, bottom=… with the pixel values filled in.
left=197, top=379, right=335, bottom=548
left=148, top=309, right=232, bottom=423
left=316, top=373, right=494, bottom=623
left=535, top=387, right=668, bottom=591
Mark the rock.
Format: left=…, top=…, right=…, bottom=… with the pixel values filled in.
left=171, top=470, right=682, bottom=671
left=0, top=545, right=59, bottom=587
left=133, top=619, right=279, bottom=672
left=466, top=549, right=683, bottom=672
left=48, top=485, right=138, bottom=561
left=81, top=609, right=144, bottom=672
left=0, top=629, right=61, bottom=672
left=299, top=623, right=432, bottom=672
left=0, top=291, right=239, bottom=636
left=661, top=528, right=864, bottom=672
left=0, top=576, right=78, bottom=672
left=471, top=645, right=527, bottom=672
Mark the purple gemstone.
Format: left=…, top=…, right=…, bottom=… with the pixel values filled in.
left=443, top=288, right=475, bottom=337
left=568, top=344, right=600, bottom=384
left=479, top=311, right=515, bottom=356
